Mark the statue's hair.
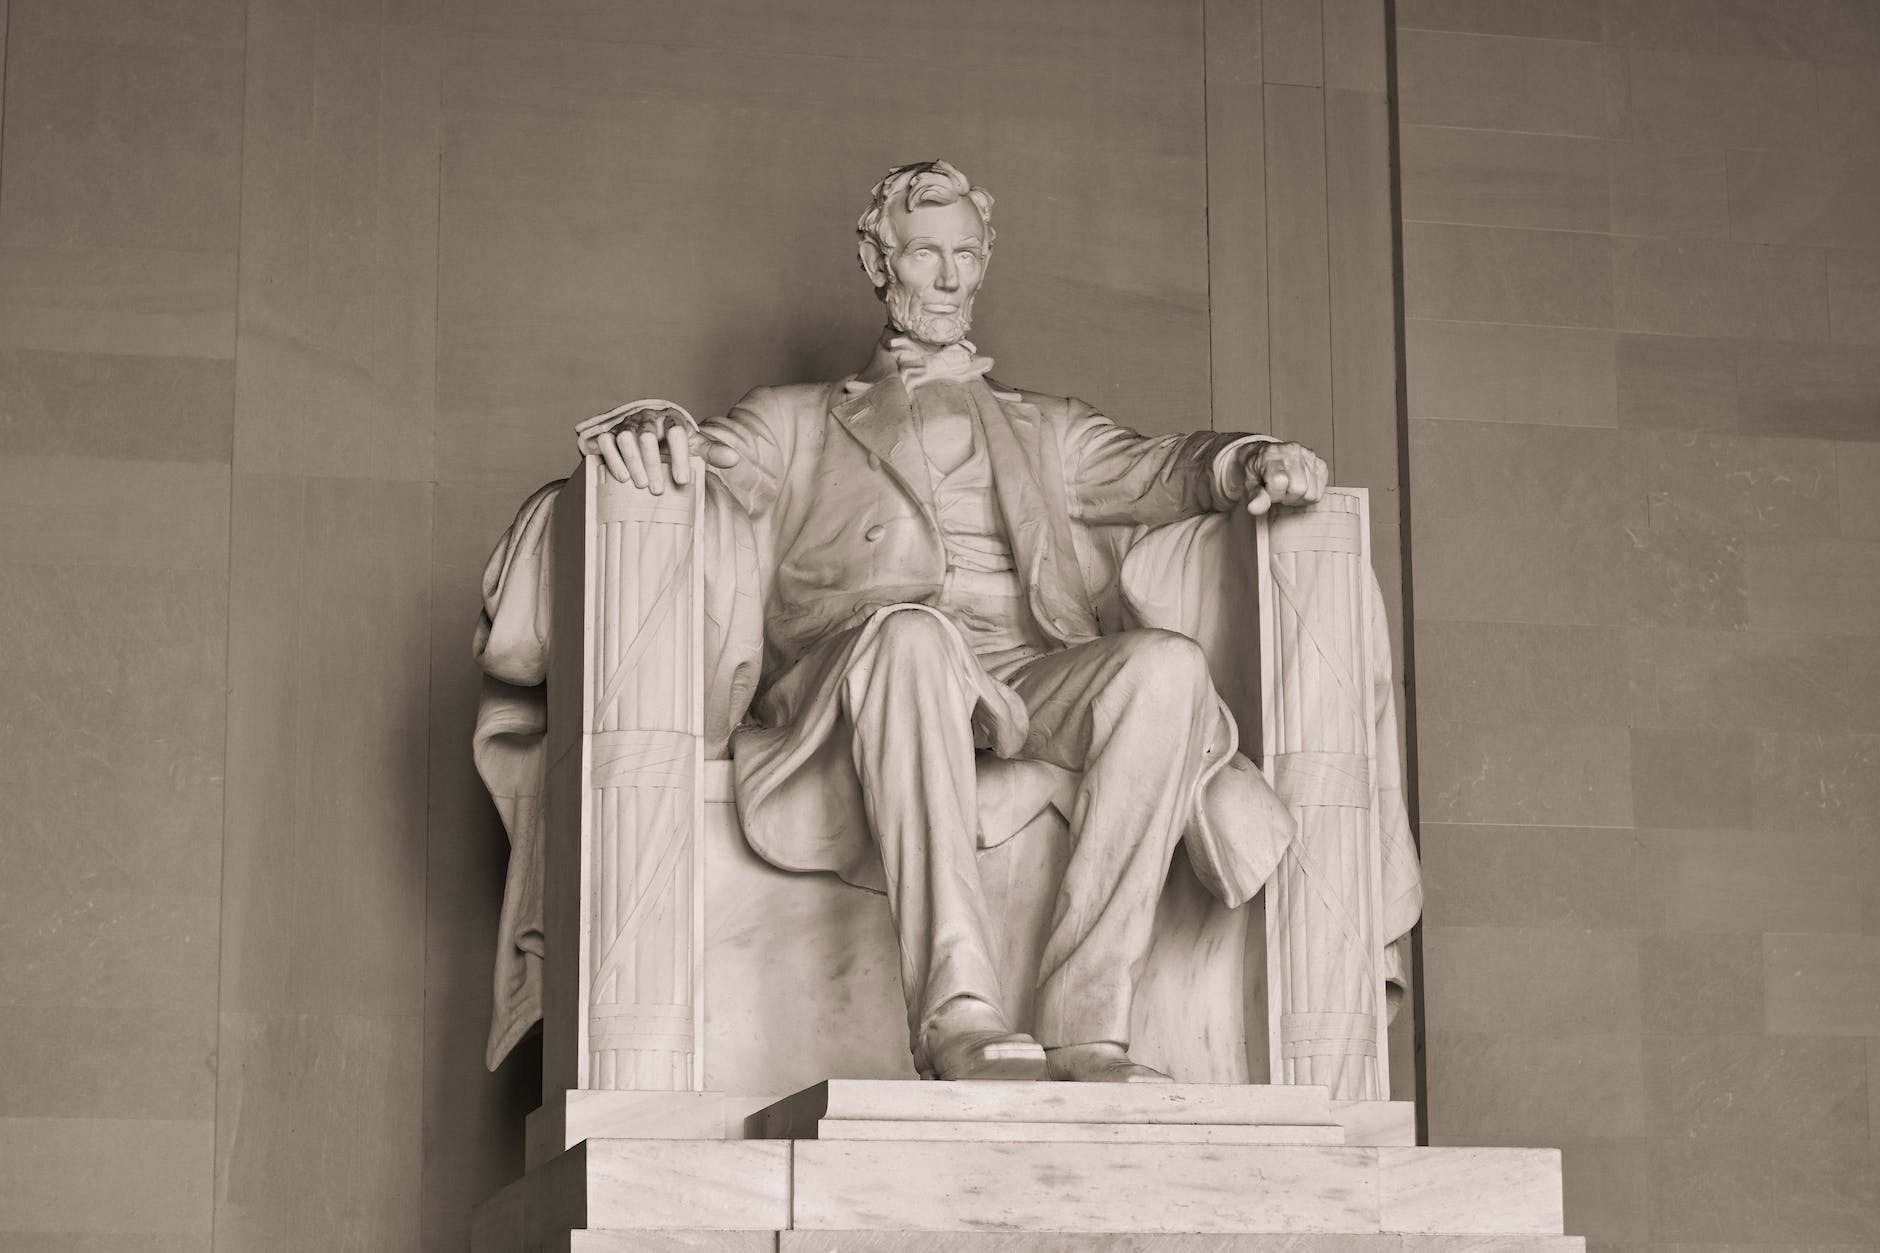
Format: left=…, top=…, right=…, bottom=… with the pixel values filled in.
left=856, top=160, right=995, bottom=291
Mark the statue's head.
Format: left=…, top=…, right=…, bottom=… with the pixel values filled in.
left=857, top=160, right=995, bottom=348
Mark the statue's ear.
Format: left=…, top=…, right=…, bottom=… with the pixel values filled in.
left=858, top=239, right=889, bottom=291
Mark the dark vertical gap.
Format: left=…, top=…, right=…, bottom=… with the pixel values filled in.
left=1380, top=0, right=1430, bottom=1148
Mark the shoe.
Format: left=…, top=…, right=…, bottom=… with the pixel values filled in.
left=1044, top=1042, right=1172, bottom=1083
left=919, top=998, right=1047, bottom=1081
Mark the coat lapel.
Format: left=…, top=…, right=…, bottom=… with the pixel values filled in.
left=830, top=352, right=938, bottom=527
left=973, top=380, right=1099, bottom=644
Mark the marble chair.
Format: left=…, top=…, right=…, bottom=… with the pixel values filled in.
left=473, top=457, right=1419, bottom=1128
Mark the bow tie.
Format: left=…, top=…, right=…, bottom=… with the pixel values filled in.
left=890, top=336, right=994, bottom=392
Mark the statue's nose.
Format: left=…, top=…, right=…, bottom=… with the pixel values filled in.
left=936, top=256, right=959, bottom=289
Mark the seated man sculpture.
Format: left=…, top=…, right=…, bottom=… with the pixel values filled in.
left=571, top=160, right=1328, bottom=1084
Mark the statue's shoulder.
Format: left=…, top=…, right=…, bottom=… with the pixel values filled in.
left=727, top=381, right=835, bottom=421
left=989, top=382, right=1098, bottom=425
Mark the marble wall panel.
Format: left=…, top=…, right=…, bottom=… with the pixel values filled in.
left=1629, top=629, right=1880, bottom=734
left=1752, top=733, right=1880, bottom=836
left=1414, top=621, right=1626, bottom=725
left=1410, top=419, right=1631, bottom=524
left=0, top=1117, right=214, bottom=1242
left=1730, top=340, right=1880, bottom=441
left=1841, top=443, right=1880, bottom=539
left=1643, top=1034, right=1871, bottom=1144
left=234, top=9, right=441, bottom=480
left=1409, top=517, right=1626, bottom=625
left=0, top=34, right=242, bottom=253
left=0, top=350, right=233, bottom=463
left=1423, top=926, right=1642, bottom=1035
left=1826, top=250, right=1880, bottom=345
left=1638, top=930, right=1765, bottom=1035
left=1397, top=28, right=1623, bottom=136
left=1712, top=0, right=1880, bottom=65
left=1746, top=538, right=1880, bottom=634
left=1405, top=321, right=1616, bottom=426
left=1553, top=1136, right=1651, bottom=1247
left=1398, top=0, right=1605, bottom=41
left=1628, top=730, right=1755, bottom=829
left=1622, top=524, right=1748, bottom=629
left=1598, top=0, right=1722, bottom=52
left=1403, top=223, right=1613, bottom=327
left=1425, top=1034, right=1647, bottom=1141
left=1261, top=0, right=1324, bottom=86
left=213, top=1012, right=423, bottom=1253
left=1264, top=82, right=1335, bottom=458
left=1321, top=0, right=1387, bottom=91
left=0, top=1006, right=214, bottom=1122
left=1417, top=719, right=1632, bottom=826
left=1625, top=430, right=1839, bottom=536
left=1762, top=933, right=1880, bottom=1037
left=0, top=246, right=237, bottom=361
left=1420, top=826, right=1643, bottom=930
left=1613, top=238, right=1827, bottom=342
left=1326, top=85, right=1399, bottom=500
left=1727, top=149, right=1880, bottom=254
left=1204, top=0, right=1271, bottom=437
left=219, top=475, right=432, bottom=1019
left=1623, top=48, right=1819, bottom=150
left=1607, top=142, right=1729, bottom=239
left=1640, top=829, right=1873, bottom=935
left=1400, top=126, right=1609, bottom=233
left=1818, top=62, right=1880, bottom=153
left=1612, top=333, right=1739, bottom=431
left=1650, top=1134, right=1878, bottom=1243
left=9, top=0, right=244, bottom=46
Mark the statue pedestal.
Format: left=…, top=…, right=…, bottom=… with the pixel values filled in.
left=473, top=1081, right=1578, bottom=1253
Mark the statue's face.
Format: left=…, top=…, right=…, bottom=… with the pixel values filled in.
left=879, top=198, right=989, bottom=347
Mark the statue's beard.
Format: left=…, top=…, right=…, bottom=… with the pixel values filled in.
left=885, top=281, right=974, bottom=347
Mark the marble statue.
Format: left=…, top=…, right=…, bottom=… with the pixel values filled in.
left=576, top=160, right=1327, bottom=1084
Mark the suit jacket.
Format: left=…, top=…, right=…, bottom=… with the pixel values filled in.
left=703, top=342, right=1265, bottom=676
left=703, top=341, right=1285, bottom=899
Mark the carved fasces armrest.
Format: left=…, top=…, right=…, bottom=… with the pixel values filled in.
left=542, top=457, right=706, bottom=1094
left=1256, top=488, right=1396, bottom=1101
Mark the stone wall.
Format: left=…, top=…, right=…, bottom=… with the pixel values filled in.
left=1397, top=1, right=1880, bottom=1245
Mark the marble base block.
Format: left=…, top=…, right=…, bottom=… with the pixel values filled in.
left=532, top=1140, right=791, bottom=1240
left=474, top=1082, right=1569, bottom=1253
left=779, top=1238, right=1586, bottom=1253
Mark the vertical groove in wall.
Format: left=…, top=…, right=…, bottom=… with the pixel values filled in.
left=1377, top=0, right=1428, bottom=1147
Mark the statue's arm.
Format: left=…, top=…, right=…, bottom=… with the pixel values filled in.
left=575, top=387, right=794, bottom=518
left=1058, top=401, right=1328, bottom=525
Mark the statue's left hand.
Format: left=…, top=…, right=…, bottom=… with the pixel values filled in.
left=1238, top=441, right=1327, bottom=517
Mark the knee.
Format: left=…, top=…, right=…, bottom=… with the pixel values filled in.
left=1117, top=629, right=1212, bottom=697
left=871, top=607, right=955, bottom=661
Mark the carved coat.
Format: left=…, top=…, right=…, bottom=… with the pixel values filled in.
left=702, top=347, right=1289, bottom=902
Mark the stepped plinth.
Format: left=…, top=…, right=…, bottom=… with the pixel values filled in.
left=473, top=1081, right=1577, bottom=1253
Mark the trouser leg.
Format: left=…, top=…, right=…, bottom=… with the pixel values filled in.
left=1000, top=629, right=1216, bottom=1048
left=841, top=608, right=1006, bottom=1058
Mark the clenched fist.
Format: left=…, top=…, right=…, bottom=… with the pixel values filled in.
left=1228, top=440, right=1328, bottom=516
left=576, top=400, right=741, bottom=494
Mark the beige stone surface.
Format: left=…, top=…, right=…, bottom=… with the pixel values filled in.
left=1400, top=127, right=1609, bottom=234
left=814, top=1120, right=1346, bottom=1145
left=1378, top=1147, right=1563, bottom=1234
left=1405, top=322, right=1616, bottom=427
left=754, top=1080, right=1338, bottom=1136
left=1403, top=224, right=1613, bottom=328
left=1398, top=29, right=1622, bottom=136
left=791, top=1142, right=1380, bottom=1233
left=0, top=1116, right=213, bottom=1240
left=538, top=1141, right=791, bottom=1235
left=784, top=1238, right=1581, bottom=1253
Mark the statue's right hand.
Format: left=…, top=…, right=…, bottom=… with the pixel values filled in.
left=575, top=401, right=741, bottom=493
